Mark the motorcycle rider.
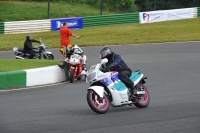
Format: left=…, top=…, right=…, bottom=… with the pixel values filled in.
left=100, top=47, right=137, bottom=100
left=58, top=44, right=87, bottom=72
left=23, top=35, right=41, bottom=59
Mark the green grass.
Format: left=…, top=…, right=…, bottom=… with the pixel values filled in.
left=1, top=2, right=199, bottom=73
left=0, top=18, right=200, bottom=51
left=0, top=59, right=60, bottom=72
left=0, top=1, right=113, bottom=22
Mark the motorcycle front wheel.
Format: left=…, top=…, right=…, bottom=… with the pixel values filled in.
left=43, top=54, right=54, bottom=60
left=69, top=68, right=74, bottom=83
left=47, top=54, right=54, bottom=60
left=87, top=90, right=109, bottom=114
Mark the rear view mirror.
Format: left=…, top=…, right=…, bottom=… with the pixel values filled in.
left=101, top=58, right=108, bottom=64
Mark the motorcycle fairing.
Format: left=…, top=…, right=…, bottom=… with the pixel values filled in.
left=112, top=82, right=127, bottom=91
left=88, top=86, right=105, bottom=98
left=71, top=54, right=80, bottom=59
left=110, top=72, right=143, bottom=91
left=99, top=71, right=143, bottom=91
left=130, top=72, right=144, bottom=85
left=111, top=72, right=143, bottom=91
left=13, top=47, right=24, bottom=53
left=110, top=89, right=130, bottom=106
left=99, top=72, right=119, bottom=87
left=69, top=54, right=82, bottom=65
left=46, top=51, right=52, bottom=54
left=99, top=74, right=127, bottom=92
left=80, top=70, right=87, bottom=75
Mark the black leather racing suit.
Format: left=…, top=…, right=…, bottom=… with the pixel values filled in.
left=23, top=39, right=40, bottom=58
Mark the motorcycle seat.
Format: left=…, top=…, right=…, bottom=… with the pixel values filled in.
left=130, top=72, right=142, bottom=82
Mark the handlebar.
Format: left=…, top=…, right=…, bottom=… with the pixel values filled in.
left=100, top=65, right=111, bottom=73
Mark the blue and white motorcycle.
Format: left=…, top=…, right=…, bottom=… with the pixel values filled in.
left=86, top=58, right=149, bottom=114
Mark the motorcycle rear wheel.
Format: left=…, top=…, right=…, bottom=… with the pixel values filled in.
left=87, top=90, right=109, bottom=114
left=134, top=84, right=150, bottom=108
left=69, top=68, right=74, bottom=83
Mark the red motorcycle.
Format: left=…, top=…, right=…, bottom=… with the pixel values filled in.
left=67, top=53, right=87, bottom=83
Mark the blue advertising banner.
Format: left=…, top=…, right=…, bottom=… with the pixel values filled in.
left=51, top=17, right=83, bottom=31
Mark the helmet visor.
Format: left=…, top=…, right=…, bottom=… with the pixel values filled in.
left=27, top=35, right=32, bottom=40
left=100, top=49, right=110, bottom=59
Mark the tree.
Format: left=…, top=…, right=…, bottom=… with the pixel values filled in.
left=135, top=0, right=200, bottom=12
left=135, top=0, right=153, bottom=11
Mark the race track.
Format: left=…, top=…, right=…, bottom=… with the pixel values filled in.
left=0, top=42, right=200, bottom=133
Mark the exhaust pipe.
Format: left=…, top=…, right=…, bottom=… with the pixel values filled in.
left=16, top=56, right=25, bottom=59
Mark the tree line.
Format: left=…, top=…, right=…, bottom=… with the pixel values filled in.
left=135, top=0, right=200, bottom=12
left=3, top=0, right=200, bottom=12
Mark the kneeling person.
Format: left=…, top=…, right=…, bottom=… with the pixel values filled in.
left=58, top=44, right=87, bottom=72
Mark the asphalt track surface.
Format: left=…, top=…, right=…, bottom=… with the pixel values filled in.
left=0, top=42, right=200, bottom=133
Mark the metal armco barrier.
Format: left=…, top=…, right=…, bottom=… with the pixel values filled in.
left=4, top=19, right=51, bottom=34
left=0, top=22, right=4, bottom=34
left=83, top=13, right=139, bottom=28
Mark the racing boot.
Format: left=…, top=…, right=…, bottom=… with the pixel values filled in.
left=131, top=86, right=137, bottom=96
left=129, top=86, right=137, bottom=102
left=58, top=61, right=67, bottom=69
left=82, top=64, right=87, bottom=72
left=129, top=91, right=137, bottom=102
left=130, top=96, right=137, bottom=103
left=128, top=86, right=137, bottom=96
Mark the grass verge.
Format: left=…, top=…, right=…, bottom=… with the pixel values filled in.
left=0, top=1, right=113, bottom=22
left=0, top=18, right=200, bottom=72
left=0, top=59, right=60, bottom=72
left=0, top=18, right=200, bottom=51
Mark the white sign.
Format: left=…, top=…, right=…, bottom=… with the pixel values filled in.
left=140, top=8, right=194, bottom=24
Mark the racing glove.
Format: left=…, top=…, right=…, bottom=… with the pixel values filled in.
left=107, top=64, right=114, bottom=71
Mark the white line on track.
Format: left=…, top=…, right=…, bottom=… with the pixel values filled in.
left=0, top=81, right=69, bottom=92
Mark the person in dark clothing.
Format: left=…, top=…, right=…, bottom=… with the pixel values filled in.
left=23, top=35, right=40, bottom=59
left=100, top=47, right=137, bottom=99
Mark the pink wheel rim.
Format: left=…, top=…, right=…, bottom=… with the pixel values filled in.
left=137, top=85, right=149, bottom=104
left=90, top=91, right=109, bottom=111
